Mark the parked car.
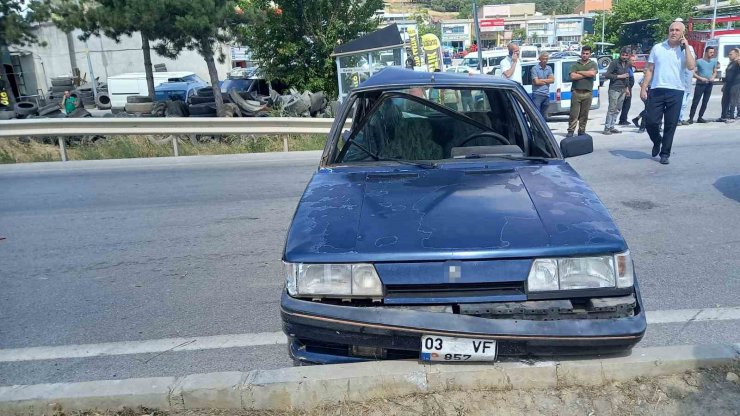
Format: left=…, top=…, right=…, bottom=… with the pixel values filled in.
left=549, top=51, right=580, bottom=59
left=281, top=67, right=645, bottom=365
left=108, top=72, right=207, bottom=111
left=632, top=54, right=649, bottom=72
left=154, top=78, right=208, bottom=103
left=704, top=35, right=740, bottom=80
left=492, top=58, right=601, bottom=115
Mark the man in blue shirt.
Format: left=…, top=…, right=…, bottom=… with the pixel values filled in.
left=688, top=46, right=718, bottom=123
left=640, top=21, right=696, bottom=165
left=530, top=52, right=554, bottom=120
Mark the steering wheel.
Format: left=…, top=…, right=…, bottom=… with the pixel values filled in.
left=459, top=131, right=509, bottom=147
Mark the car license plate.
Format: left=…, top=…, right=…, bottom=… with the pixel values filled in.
left=420, top=335, right=497, bottom=362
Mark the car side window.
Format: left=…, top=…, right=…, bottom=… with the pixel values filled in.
left=522, top=63, right=555, bottom=86
left=509, top=93, right=556, bottom=158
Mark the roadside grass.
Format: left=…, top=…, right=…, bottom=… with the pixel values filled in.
left=0, top=135, right=328, bottom=164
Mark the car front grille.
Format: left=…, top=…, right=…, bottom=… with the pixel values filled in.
left=384, top=282, right=526, bottom=301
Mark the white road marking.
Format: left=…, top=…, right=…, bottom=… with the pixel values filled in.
left=0, top=306, right=738, bottom=363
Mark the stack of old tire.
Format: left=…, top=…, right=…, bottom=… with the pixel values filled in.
left=47, top=76, right=75, bottom=107
left=187, top=87, right=220, bottom=117
left=124, top=95, right=155, bottom=116
left=75, top=84, right=97, bottom=109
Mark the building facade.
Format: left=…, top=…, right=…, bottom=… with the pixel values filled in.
left=575, top=0, right=613, bottom=13
left=440, top=19, right=473, bottom=53
left=442, top=14, right=595, bottom=50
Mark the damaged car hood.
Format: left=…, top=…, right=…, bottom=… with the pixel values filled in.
left=284, top=161, right=626, bottom=263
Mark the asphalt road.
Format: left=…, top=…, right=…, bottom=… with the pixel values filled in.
left=1, top=86, right=739, bottom=386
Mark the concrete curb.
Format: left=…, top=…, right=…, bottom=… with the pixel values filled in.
left=1, top=344, right=737, bottom=415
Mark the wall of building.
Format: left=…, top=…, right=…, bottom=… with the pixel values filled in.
left=575, top=0, right=612, bottom=13
left=441, top=20, right=473, bottom=51
left=15, top=23, right=231, bottom=92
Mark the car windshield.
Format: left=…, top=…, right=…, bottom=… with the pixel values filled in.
left=335, top=87, right=556, bottom=164
left=462, top=57, right=479, bottom=68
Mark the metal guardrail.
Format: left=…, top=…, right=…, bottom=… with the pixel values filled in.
left=0, top=117, right=349, bottom=161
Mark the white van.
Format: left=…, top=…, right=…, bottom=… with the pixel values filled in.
left=520, top=45, right=539, bottom=63
left=460, top=50, right=509, bottom=74
left=704, top=35, right=740, bottom=80
left=107, top=71, right=205, bottom=110
left=517, top=58, right=601, bottom=115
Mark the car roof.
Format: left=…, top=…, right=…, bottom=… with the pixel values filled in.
left=354, top=67, right=517, bottom=92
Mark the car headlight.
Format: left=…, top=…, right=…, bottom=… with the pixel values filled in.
left=528, top=251, right=634, bottom=292
left=282, top=262, right=383, bottom=298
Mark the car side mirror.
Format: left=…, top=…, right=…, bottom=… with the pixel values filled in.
left=560, top=133, right=593, bottom=158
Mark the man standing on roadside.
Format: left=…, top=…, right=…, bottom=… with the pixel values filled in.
left=500, top=43, right=522, bottom=84
left=618, top=55, right=637, bottom=127
left=640, top=21, right=696, bottom=165
left=566, top=46, right=598, bottom=137
left=531, top=52, right=554, bottom=120
left=688, top=46, right=718, bottom=123
left=719, top=48, right=739, bottom=123
left=603, top=47, right=632, bottom=134
left=678, top=46, right=697, bottom=125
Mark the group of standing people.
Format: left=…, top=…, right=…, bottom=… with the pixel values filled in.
left=498, top=20, right=740, bottom=166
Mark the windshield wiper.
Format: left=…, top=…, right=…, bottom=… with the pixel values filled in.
left=460, top=154, right=550, bottom=164
left=349, top=141, right=437, bottom=169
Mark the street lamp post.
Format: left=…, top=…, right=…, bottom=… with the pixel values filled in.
left=472, top=0, right=484, bottom=72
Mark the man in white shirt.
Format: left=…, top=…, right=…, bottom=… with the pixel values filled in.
left=500, top=43, right=522, bottom=84
left=640, top=21, right=696, bottom=165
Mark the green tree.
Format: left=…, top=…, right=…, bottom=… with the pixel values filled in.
left=237, top=0, right=383, bottom=98
left=149, top=0, right=244, bottom=107
left=413, top=10, right=441, bottom=39
left=512, top=28, right=526, bottom=41
left=1, top=0, right=49, bottom=105
left=600, top=0, right=700, bottom=47
left=51, top=0, right=173, bottom=99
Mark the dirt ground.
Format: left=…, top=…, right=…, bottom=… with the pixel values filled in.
left=54, top=365, right=740, bottom=416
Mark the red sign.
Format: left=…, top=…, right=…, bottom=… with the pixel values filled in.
left=479, top=19, right=505, bottom=27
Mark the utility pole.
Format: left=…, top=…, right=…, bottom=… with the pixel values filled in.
left=472, top=0, right=484, bottom=72
left=710, top=0, right=718, bottom=38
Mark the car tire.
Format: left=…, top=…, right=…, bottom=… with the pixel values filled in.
left=44, top=110, right=67, bottom=118
left=95, top=93, right=112, bottom=109
left=38, top=103, right=61, bottom=116
left=196, top=87, right=215, bottom=97
left=0, top=110, right=16, bottom=120
left=188, top=102, right=217, bottom=116
left=125, top=102, right=154, bottom=113
left=68, top=108, right=92, bottom=118
left=14, top=102, right=38, bottom=116
left=189, top=95, right=215, bottom=105
left=127, top=95, right=153, bottom=104
left=597, top=56, right=612, bottom=69
left=151, top=101, right=167, bottom=117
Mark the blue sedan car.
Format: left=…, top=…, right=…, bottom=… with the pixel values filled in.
left=281, top=68, right=646, bottom=365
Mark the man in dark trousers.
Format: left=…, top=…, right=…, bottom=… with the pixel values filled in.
left=566, top=46, right=598, bottom=137
left=688, top=46, right=718, bottom=123
left=603, top=47, right=631, bottom=134
left=718, top=48, right=739, bottom=123
left=619, top=55, right=636, bottom=126
left=640, top=21, right=696, bottom=165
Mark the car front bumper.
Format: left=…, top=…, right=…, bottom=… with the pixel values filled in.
left=281, top=289, right=647, bottom=365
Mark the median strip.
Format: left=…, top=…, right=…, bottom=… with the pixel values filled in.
left=0, top=344, right=737, bottom=415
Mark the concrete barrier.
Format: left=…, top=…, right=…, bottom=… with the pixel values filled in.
left=1, top=344, right=738, bottom=415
